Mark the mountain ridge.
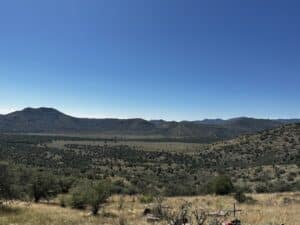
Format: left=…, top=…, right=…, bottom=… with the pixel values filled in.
left=2, top=107, right=299, bottom=123
left=0, top=107, right=299, bottom=141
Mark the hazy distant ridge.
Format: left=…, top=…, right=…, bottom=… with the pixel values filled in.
left=0, top=107, right=298, bottom=140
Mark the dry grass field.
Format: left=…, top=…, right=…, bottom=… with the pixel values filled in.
left=1, top=192, right=299, bottom=225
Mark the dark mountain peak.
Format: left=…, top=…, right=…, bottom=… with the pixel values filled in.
left=7, top=107, right=69, bottom=118
left=3, top=107, right=74, bottom=133
left=22, top=107, right=63, bottom=114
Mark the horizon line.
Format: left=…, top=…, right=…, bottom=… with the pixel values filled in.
left=0, top=106, right=299, bottom=122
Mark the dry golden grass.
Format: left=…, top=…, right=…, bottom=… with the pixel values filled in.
left=1, top=192, right=299, bottom=225
left=165, top=192, right=300, bottom=225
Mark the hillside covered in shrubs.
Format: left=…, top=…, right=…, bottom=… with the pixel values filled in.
left=0, top=124, right=299, bottom=206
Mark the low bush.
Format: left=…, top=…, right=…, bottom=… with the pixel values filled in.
left=0, top=162, right=17, bottom=202
left=255, top=183, right=269, bottom=193
left=139, top=194, right=154, bottom=203
left=234, top=190, right=256, bottom=204
left=70, top=184, right=88, bottom=209
left=30, top=172, right=60, bottom=202
left=86, top=181, right=111, bottom=215
left=209, top=175, right=234, bottom=195
left=58, top=195, right=69, bottom=207
left=234, top=190, right=247, bottom=203
left=70, top=180, right=111, bottom=215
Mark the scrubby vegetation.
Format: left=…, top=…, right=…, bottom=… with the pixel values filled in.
left=0, top=124, right=299, bottom=224
left=1, top=124, right=299, bottom=199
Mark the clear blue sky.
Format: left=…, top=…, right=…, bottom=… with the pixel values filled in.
left=0, top=0, right=299, bottom=120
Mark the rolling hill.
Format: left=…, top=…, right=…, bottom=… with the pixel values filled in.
left=202, top=123, right=300, bottom=168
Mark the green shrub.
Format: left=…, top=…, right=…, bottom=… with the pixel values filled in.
left=0, top=162, right=17, bottom=201
left=30, top=172, right=60, bottom=202
left=58, top=195, right=69, bottom=207
left=58, top=177, right=75, bottom=193
left=234, top=190, right=247, bottom=203
left=111, top=180, right=126, bottom=194
left=271, top=181, right=292, bottom=192
left=127, top=185, right=138, bottom=195
left=70, top=184, right=88, bottom=209
left=293, top=180, right=300, bottom=191
left=85, top=181, right=111, bottom=215
left=139, top=194, right=154, bottom=203
left=255, top=183, right=269, bottom=193
left=209, top=175, right=234, bottom=195
left=111, top=180, right=137, bottom=195
left=70, top=180, right=111, bottom=215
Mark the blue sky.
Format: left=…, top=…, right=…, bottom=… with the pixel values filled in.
left=0, top=0, right=299, bottom=120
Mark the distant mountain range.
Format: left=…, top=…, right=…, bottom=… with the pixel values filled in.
left=0, top=107, right=299, bottom=141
